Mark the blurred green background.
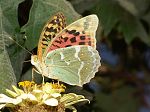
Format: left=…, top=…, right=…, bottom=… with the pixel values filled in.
left=0, top=0, right=150, bottom=112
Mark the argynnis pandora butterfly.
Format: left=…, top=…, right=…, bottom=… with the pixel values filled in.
left=31, top=13, right=101, bottom=86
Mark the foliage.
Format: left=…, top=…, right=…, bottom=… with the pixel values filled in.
left=71, top=0, right=150, bottom=45
left=0, top=0, right=80, bottom=94
left=69, top=0, right=150, bottom=112
left=94, top=86, right=139, bottom=112
left=0, top=0, right=150, bottom=112
left=0, top=0, right=22, bottom=94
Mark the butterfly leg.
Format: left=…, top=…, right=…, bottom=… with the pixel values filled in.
left=42, top=75, right=45, bottom=84
left=32, top=68, right=41, bottom=81
left=32, top=68, right=45, bottom=84
left=57, top=80, right=60, bottom=85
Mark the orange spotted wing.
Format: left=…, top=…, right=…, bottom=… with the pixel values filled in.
left=37, top=12, right=66, bottom=62
left=44, top=14, right=98, bottom=55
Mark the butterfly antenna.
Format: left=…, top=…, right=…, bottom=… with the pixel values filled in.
left=8, top=37, right=33, bottom=55
left=24, top=60, right=31, bottom=63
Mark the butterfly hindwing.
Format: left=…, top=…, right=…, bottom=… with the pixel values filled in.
left=44, top=15, right=98, bottom=54
left=44, top=45, right=100, bottom=86
left=31, top=13, right=101, bottom=86
left=38, top=12, right=66, bottom=61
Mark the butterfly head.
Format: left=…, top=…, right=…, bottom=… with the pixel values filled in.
left=31, top=55, right=38, bottom=66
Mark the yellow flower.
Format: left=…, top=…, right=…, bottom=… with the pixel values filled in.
left=0, top=81, right=89, bottom=112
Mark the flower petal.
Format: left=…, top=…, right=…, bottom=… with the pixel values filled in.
left=42, top=93, right=49, bottom=101
left=33, top=89, right=42, bottom=93
left=27, top=94, right=37, bottom=101
left=0, top=94, right=22, bottom=105
left=12, top=85, right=24, bottom=95
left=18, top=93, right=28, bottom=99
left=18, top=93, right=37, bottom=101
left=0, top=104, right=6, bottom=109
left=44, top=98, right=58, bottom=106
left=6, top=89, right=18, bottom=97
left=0, top=94, right=14, bottom=103
left=51, top=93, right=61, bottom=98
left=0, top=94, right=9, bottom=98
left=13, top=97, right=22, bottom=105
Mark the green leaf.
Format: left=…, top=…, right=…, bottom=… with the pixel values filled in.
left=118, top=17, right=150, bottom=45
left=0, top=17, right=15, bottom=93
left=21, top=0, right=80, bottom=50
left=116, top=0, right=149, bottom=17
left=0, top=0, right=24, bottom=93
left=91, top=0, right=122, bottom=35
left=0, top=49, right=16, bottom=94
left=7, top=34, right=28, bottom=81
left=91, top=0, right=150, bottom=45
left=94, top=86, right=139, bottom=112
left=143, top=10, right=150, bottom=31
left=0, top=0, right=21, bottom=35
left=69, top=0, right=100, bottom=13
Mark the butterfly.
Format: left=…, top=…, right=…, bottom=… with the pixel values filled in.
left=31, top=12, right=101, bottom=86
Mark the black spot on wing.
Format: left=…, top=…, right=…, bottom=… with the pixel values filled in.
left=79, top=42, right=85, bottom=45
left=82, top=31, right=85, bottom=34
left=42, top=38, right=48, bottom=42
left=65, top=29, right=69, bottom=32
left=55, top=18, right=60, bottom=23
left=68, top=30, right=76, bottom=34
left=80, top=36, right=85, bottom=40
left=67, top=30, right=80, bottom=36
left=46, top=27, right=57, bottom=33
left=44, top=33, right=51, bottom=38
left=70, top=37, right=76, bottom=43
left=74, top=32, right=80, bottom=36
left=51, top=19, right=61, bottom=25
left=65, top=45, right=72, bottom=47
left=58, top=27, right=61, bottom=30
left=52, top=34, right=56, bottom=38
left=52, top=44, right=60, bottom=48
left=42, top=43, right=48, bottom=46
left=51, top=20, right=56, bottom=25
left=88, top=41, right=91, bottom=46
left=62, top=37, right=68, bottom=42
left=55, top=40, right=62, bottom=44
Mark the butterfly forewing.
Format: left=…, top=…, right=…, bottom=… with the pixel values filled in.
left=44, top=45, right=100, bottom=86
left=38, top=12, right=66, bottom=62
left=31, top=13, right=101, bottom=86
left=44, top=15, right=98, bottom=54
